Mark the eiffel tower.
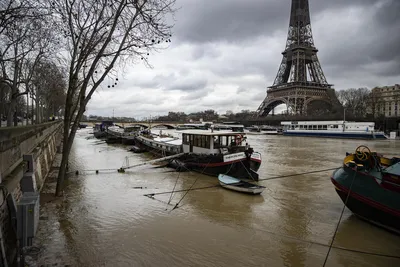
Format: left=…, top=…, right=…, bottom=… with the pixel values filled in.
left=256, top=0, right=341, bottom=116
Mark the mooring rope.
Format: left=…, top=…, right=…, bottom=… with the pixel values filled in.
left=257, top=167, right=341, bottom=181
left=322, top=167, right=358, bottom=266
left=170, top=158, right=214, bottom=211
left=166, top=171, right=181, bottom=210
left=144, top=166, right=341, bottom=197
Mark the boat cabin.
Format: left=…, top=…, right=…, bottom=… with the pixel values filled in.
left=213, top=124, right=245, bottom=132
left=281, top=121, right=376, bottom=132
left=124, top=125, right=143, bottom=133
left=176, top=122, right=212, bottom=130
left=181, top=130, right=247, bottom=154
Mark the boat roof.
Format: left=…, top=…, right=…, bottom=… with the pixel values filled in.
left=214, top=124, right=244, bottom=127
left=383, top=162, right=400, bottom=176
left=281, top=121, right=375, bottom=125
left=180, top=130, right=245, bottom=136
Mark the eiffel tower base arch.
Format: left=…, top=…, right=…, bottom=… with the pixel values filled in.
left=257, top=84, right=342, bottom=116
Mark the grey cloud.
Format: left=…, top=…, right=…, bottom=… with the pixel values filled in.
left=191, top=45, right=221, bottom=60
left=316, top=0, right=400, bottom=79
left=168, top=76, right=208, bottom=91
left=118, top=71, right=209, bottom=92
left=174, top=0, right=379, bottom=44
left=179, top=88, right=213, bottom=101
left=236, top=87, right=248, bottom=94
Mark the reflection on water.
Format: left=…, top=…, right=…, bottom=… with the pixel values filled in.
left=35, top=129, right=400, bottom=266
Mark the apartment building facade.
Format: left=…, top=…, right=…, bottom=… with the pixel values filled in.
left=370, top=84, right=400, bottom=118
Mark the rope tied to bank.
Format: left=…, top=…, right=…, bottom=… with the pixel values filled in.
left=144, top=166, right=341, bottom=198
left=322, top=166, right=358, bottom=267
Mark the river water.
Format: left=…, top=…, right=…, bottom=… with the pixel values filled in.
left=34, top=128, right=400, bottom=267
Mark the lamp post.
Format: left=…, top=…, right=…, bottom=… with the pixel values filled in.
left=344, top=108, right=346, bottom=122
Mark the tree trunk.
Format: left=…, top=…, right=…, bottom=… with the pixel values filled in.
left=55, top=92, right=86, bottom=196
left=26, top=93, right=29, bottom=125
left=31, top=97, right=35, bottom=124
left=36, top=99, right=40, bottom=123
left=55, top=116, right=71, bottom=196
left=0, top=86, right=3, bottom=128
left=13, top=101, right=18, bottom=126
left=6, top=96, right=15, bottom=126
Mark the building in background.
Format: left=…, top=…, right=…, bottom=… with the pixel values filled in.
left=370, top=84, right=400, bottom=118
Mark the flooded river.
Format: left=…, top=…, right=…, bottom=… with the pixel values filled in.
left=34, top=129, right=400, bottom=267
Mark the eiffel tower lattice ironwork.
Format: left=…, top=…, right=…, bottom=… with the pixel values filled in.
left=256, top=0, right=341, bottom=116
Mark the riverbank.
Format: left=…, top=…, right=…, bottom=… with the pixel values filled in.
left=23, top=153, right=77, bottom=266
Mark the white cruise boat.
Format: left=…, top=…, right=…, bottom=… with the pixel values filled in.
left=281, top=121, right=387, bottom=139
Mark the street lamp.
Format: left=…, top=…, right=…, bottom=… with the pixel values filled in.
left=343, top=107, right=346, bottom=122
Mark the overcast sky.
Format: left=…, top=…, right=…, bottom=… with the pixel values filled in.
left=86, top=0, right=400, bottom=119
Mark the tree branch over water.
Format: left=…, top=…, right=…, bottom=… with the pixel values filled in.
left=49, top=0, right=176, bottom=196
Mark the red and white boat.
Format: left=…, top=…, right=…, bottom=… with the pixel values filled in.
left=134, top=130, right=262, bottom=180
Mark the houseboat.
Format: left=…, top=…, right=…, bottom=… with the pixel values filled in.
left=331, top=145, right=400, bottom=234
left=176, top=122, right=212, bottom=130
left=281, top=121, right=387, bottom=139
left=135, top=130, right=262, bottom=180
left=134, top=134, right=183, bottom=156
left=213, top=123, right=245, bottom=132
left=260, top=125, right=279, bottom=135
left=93, top=120, right=114, bottom=138
left=106, top=125, right=143, bottom=144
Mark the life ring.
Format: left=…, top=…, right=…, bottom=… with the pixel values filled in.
left=235, top=134, right=243, bottom=145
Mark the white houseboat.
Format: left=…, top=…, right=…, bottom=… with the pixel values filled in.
left=281, top=121, right=387, bottom=139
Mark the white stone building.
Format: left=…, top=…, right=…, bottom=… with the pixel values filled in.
left=370, top=84, right=400, bottom=117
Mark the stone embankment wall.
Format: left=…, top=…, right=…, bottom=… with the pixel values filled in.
left=0, top=121, right=63, bottom=264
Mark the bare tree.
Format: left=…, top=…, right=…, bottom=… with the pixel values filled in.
left=29, top=60, right=67, bottom=123
left=0, top=0, right=54, bottom=126
left=0, top=0, right=29, bottom=125
left=368, top=88, right=381, bottom=118
left=0, top=0, right=31, bottom=34
left=49, top=0, right=176, bottom=196
left=336, top=88, right=371, bottom=118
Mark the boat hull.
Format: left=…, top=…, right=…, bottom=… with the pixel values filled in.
left=334, top=187, right=400, bottom=234
left=331, top=166, right=400, bottom=234
left=220, top=183, right=265, bottom=194
left=94, top=130, right=107, bottom=138
left=284, top=131, right=387, bottom=139
left=178, top=154, right=261, bottom=180
left=218, top=174, right=265, bottom=194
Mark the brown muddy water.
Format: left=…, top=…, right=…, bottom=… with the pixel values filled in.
left=33, top=129, right=400, bottom=267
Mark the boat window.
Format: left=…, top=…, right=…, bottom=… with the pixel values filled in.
left=182, top=134, right=188, bottom=145
left=193, top=135, right=199, bottom=147
left=202, top=136, right=206, bottom=147
left=214, top=136, right=220, bottom=148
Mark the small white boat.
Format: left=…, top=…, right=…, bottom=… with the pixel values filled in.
left=218, top=174, right=265, bottom=195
